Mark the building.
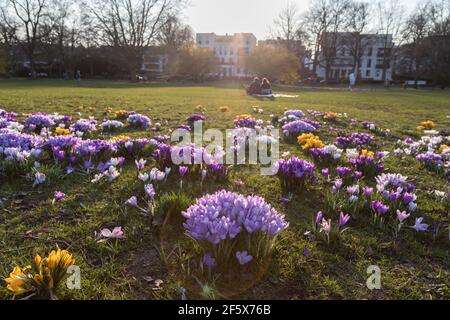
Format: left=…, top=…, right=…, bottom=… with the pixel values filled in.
left=140, top=46, right=170, bottom=78
left=196, top=33, right=257, bottom=78
left=315, top=33, right=394, bottom=82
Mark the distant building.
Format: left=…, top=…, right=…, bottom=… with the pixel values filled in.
left=140, top=46, right=170, bottom=78
left=196, top=33, right=257, bottom=78
left=315, top=33, right=394, bottom=82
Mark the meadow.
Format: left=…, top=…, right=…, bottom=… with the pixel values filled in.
left=0, top=79, right=449, bottom=300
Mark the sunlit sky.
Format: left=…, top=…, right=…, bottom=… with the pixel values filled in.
left=184, top=0, right=422, bottom=40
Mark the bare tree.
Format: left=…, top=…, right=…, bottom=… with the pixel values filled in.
left=87, top=0, right=184, bottom=81
left=427, top=0, right=450, bottom=87
left=342, top=1, right=371, bottom=82
left=157, top=14, right=193, bottom=50
left=402, top=3, right=431, bottom=86
left=273, top=2, right=302, bottom=51
left=0, top=0, right=55, bottom=78
left=319, top=0, right=351, bottom=80
left=300, top=0, right=331, bottom=74
left=375, top=0, right=405, bottom=81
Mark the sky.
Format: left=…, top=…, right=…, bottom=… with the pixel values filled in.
left=184, top=0, right=422, bottom=40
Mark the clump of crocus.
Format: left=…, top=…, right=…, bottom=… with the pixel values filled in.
left=312, top=211, right=350, bottom=244
left=417, top=120, right=435, bottom=131
left=234, top=114, right=257, bottom=128
left=54, top=127, right=70, bottom=136
left=297, top=133, right=324, bottom=150
left=5, top=248, right=75, bottom=299
left=183, top=190, right=288, bottom=269
left=275, top=156, right=315, bottom=190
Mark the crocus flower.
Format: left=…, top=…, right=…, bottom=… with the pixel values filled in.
left=319, top=218, right=331, bottom=235
left=396, top=210, right=410, bottom=223
left=126, top=196, right=139, bottom=208
left=403, top=193, right=417, bottom=205
left=338, top=212, right=350, bottom=227
left=411, top=217, right=429, bottom=232
left=138, top=172, right=150, bottom=182
left=371, top=201, right=389, bottom=216
left=54, top=191, right=66, bottom=201
left=236, top=251, right=253, bottom=265
left=408, top=202, right=418, bottom=212
left=201, top=169, right=207, bottom=181
left=33, top=172, right=46, bottom=187
left=202, top=253, right=216, bottom=268
left=135, top=158, right=147, bottom=171
left=144, top=184, right=156, bottom=199
left=315, top=211, right=323, bottom=225
left=101, top=227, right=125, bottom=239
left=321, top=168, right=329, bottom=177
left=362, top=186, right=373, bottom=197
left=179, top=166, right=188, bottom=177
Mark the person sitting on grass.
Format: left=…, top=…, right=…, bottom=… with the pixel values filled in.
left=260, top=78, right=272, bottom=95
left=246, top=77, right=261, bottom=95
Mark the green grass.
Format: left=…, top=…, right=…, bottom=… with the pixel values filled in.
left=0, top=79, right=449, bottom=300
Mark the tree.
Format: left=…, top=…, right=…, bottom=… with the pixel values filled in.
left=300, top=0, right=331, bottom=74
left=175, top=46, right=217, bottom=81
left=242, top=45, right=300, bottom=83
left=87, top=0, right=184, bottom=81
left=0, top=0, right=55, bottom=78
left=402, top=3, right=431, bottom=86
left=375, top=0, right=405, bottom=81
left=157, top=14, right=193, bottom=74
left=342, top=1, right=371, bottom=82
left=273, top=2, right=302, bottom=51
left=319, top=0, right=351, bottom=81
left=427, top=0, right=450, bottom=87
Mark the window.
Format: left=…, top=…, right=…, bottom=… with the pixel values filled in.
left=341, top=48, right=345, bottom=56
left=367, top=47, right=373, bottom=56
left=198, top=40, right=202, bottom=45
left=366, top=70, right=371, bottom=77
left=367, top=59, right=371, bottom=68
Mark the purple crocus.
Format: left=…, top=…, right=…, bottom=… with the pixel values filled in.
left=179, top=166, right=188, bottom=177
left=144, top=184, right=156, bottom=199
left=338, top=212, right=350, bottom=227
left=396, top=210, right=410, bottom=223
left=371, top=200, right=390, bottom=216
left=54, top=191, right=66, bottom=201
left=411, top=217, right=428, bottom=232
left=135, top=158, right=147, bottom=171
left=362, top=186, right=373, bottom=197
left=236, top=251, right=253, bottom=265
left=321, top=168, right=330, bottom=177
left=202, top=253, right=216, bottom=268
left=126, top=196, right=139, bottom=208
left=101, top=227, right=125, bottom=239
left=403, top=193, right=417, bottom=205
left=315, top=211, right=323, bottom=224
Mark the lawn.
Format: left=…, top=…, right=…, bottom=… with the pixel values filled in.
left=0, top=79, right=449, bottom=300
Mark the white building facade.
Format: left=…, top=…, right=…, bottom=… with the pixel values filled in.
left=196, top=33, right=257, bottom=78
left=316, top=33, right=394, bottom=82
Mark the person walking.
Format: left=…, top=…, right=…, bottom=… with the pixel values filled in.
left=75, top=70, right=81, bottom=86
left=349, top=72, right=356, bottom=91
